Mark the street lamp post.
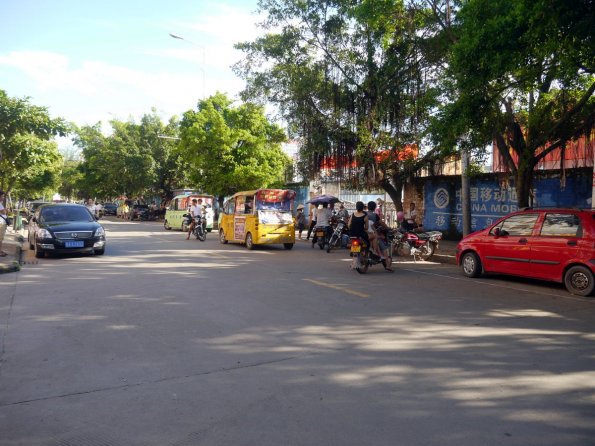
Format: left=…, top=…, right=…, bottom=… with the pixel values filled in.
left=169, top=33, right=206, bottom=99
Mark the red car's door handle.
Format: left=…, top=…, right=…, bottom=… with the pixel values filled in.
left=519, top=238, right=528, bottom=244
left=567, top=240, right=577, bottom=246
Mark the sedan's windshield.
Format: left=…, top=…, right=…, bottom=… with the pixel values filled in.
left=41, top=206, right=94, bottom=223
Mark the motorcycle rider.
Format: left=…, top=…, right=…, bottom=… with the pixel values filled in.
left=336, top=203, right=349, bottom=221
left=312, top=202, right=332, bottom=246
left=186, top=198, right=204, bottom=240
left=367, top=201, right=393, bottom=272
left=348, top=201, right=369, bottom=243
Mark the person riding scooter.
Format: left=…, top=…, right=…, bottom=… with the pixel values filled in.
left=312, top=202, right=333, bottom=247
left=367, top=201, right=393, bottom=272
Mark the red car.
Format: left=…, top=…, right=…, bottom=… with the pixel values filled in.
left=456, top=208, right=595, bottom=296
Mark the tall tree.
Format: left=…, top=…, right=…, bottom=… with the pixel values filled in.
left=0, top=89, right=67, bottom=194
left=178, top=92, right=291, bottom=206
left=234, top=0, right=441, bottom=209
left=440, top=0, right=595, bottom=207
left=139, top=112, right=189, bottom=201
left=74, top=112, right=188, bottom=201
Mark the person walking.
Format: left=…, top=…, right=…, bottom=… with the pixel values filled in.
left=306, top=204, right=317, bottom=240
left=296, top=204, right=306, bottom=239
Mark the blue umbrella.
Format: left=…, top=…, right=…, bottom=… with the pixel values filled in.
left=306, top=194, right=340, bottom=205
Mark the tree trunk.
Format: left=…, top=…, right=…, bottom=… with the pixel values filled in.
left=515, top=166, right=533, bottom=208
left=381, top=175, right=404, bottom=212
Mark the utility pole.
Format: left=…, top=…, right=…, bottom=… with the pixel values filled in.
left=461, top=148, right=472, bottom=236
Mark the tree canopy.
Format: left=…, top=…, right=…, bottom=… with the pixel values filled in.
left=73, top=111, right=188, bottom=201
left=0, top=89, right=67, bottom=196
left=235, top=0, right=594, bottom=207
left=178, top=92, right=291, bottom=204
left=439, top=0, right=595, bottom=207
left=234, top=0, right=444, bottom=209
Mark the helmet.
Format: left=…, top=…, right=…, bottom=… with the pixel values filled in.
left=397, top=211, right=404, bottom=221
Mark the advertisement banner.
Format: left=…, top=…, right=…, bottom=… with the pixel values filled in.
left=258, top=210, right=293, bottom=225
left=234, top=216, right=246, bottom=240
left=424, top=175, right=591, bottom=234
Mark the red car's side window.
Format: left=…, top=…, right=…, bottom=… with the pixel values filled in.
left=540, top=213, right=581, bottom=237
left=491, top=214, right=539, bottom=236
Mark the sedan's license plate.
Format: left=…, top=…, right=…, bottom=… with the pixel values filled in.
left=351, top=246, right=361, bottom=253
left=65, top=241, right=84, bottom=248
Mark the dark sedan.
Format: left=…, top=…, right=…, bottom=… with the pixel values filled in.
left=28, top=203, right=106, bottom=258
left=102, top=202, right=118, bottom=216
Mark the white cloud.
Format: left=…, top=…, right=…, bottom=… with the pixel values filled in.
left=0, top=3, right=269, bottom=132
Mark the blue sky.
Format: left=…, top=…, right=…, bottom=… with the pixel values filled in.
left=0, top=0, right=263, bottom=142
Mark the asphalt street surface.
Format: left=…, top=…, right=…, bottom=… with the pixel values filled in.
left=1, top=217, right=594, bottom=445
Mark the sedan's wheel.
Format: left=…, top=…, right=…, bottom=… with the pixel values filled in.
left=94, top=248, right=105, bottom=255
left=283, top=243, right=294, bottom=250
left=564, top=265, right=595, bottom=297
left=461, top=252, right=481, bottom=278
left=245, top=232, right=255, bottom=250
left=219, top=229, right=228, bottom=244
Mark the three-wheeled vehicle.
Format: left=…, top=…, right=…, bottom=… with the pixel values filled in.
left=164, top=194, right=215, bottom=232
left=218, top=189, right=295, bottom=250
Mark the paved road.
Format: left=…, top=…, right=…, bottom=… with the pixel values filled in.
left=1, top=218, right=594, bottom=445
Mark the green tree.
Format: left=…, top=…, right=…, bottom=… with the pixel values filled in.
left=74, top=111, right=189, bottom=201
left=0, top=89, right=67, bottom=195
left=138, top=112, right=189, bottom=201
left=58, top=159, right=85, bottom=201
left=234, top=0, right=441, bottom=209
left=439, top=0, right=595, bottom=207
left=179, top=92, right=291, bottom=205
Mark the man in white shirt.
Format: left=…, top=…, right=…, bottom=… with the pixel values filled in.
left=86, top=198, right=97, bottom=217
left=186, top=198, right=204, bottom=239
left=312, top=203, right=333, bottom=245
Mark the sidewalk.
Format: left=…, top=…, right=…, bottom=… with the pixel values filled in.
left=0, top=227, right=25, bottom=274
left=431, top=239, right=458, bottom=265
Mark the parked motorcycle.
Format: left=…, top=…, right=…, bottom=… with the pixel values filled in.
left=326, top=218, right=347, bottom=253
left=312, top=225, right=331, bottom=250
left=393, top=230, right=442, bottom=261
left=349, top=236, right=386, bottom=274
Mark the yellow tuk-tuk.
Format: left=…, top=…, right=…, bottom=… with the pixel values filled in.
left=219, top=189, right=296, bottom=249
left=164, top=194, right=215, bottom=232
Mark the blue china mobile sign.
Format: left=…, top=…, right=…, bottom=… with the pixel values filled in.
left=424, top=176, right=591, bottom=234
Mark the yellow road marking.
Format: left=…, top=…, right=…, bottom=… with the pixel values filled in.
left=303, top=279, right=370, bottom=298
